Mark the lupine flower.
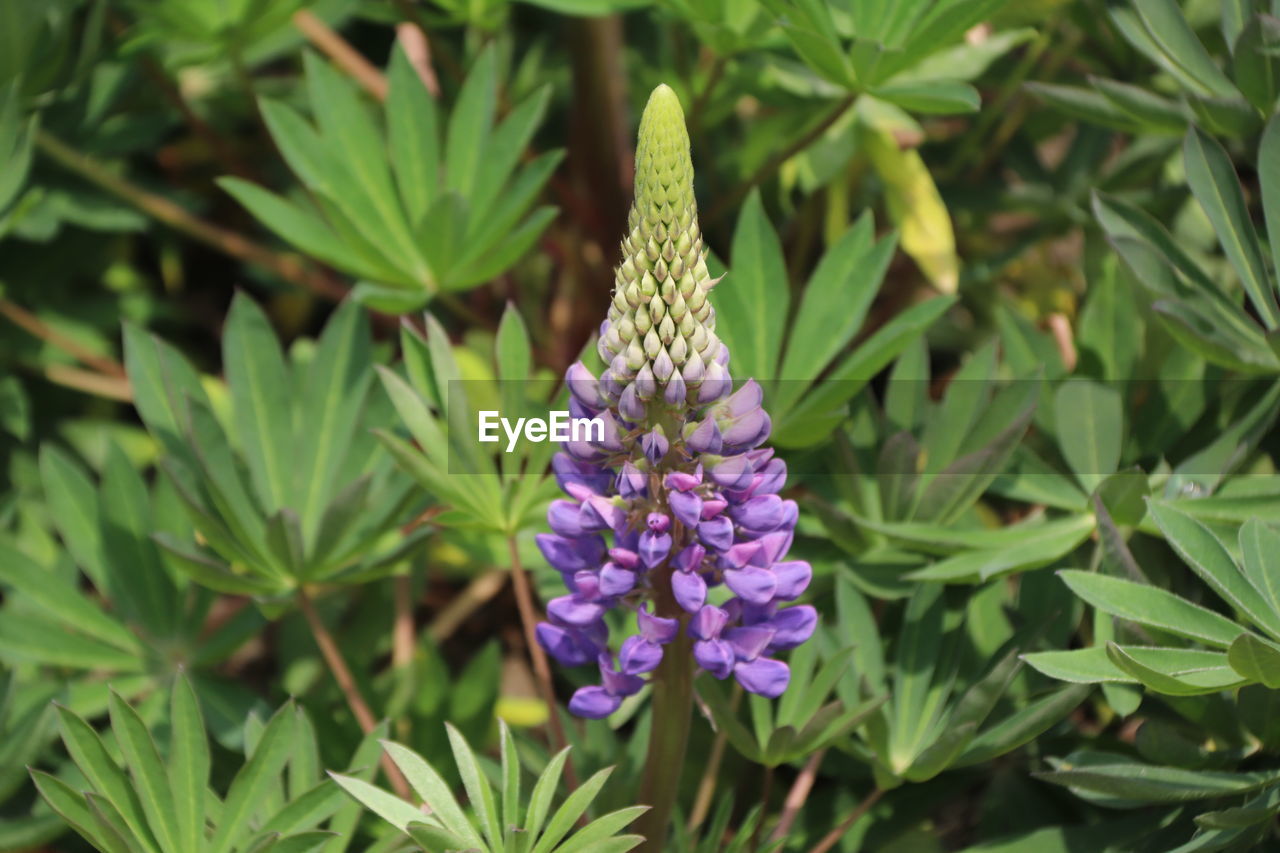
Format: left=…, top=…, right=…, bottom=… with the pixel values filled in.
left=535, top=84, right=816, bottom=718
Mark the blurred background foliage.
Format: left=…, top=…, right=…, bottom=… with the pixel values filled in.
left=2, top=0, right=1280, bottom=850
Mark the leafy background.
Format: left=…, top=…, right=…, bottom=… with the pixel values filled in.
left=2, top=0, right=1280, bottom=850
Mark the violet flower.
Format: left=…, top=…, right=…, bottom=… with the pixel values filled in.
left=535, top=83, right=816, bottom=718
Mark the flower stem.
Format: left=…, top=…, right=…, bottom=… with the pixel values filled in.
left=636, top=529, right=696, bottom=852
left=806, top=787, right=883, bottom=853
left=295, top=587, right=412, bottom=800
left=506, top=535, right=576, bottom=786
left=769, top=748, right=827, bottom=842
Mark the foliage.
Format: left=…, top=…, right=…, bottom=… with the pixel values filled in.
left=1, top=0, right=1280, bottom=850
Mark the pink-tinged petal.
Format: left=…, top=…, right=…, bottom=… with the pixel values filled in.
left=772, top=561, right=812, bottom=600
left=701, top=498, right=728, bottom=519
left=672, top=570, right=707, bottom=613
left=769, top=605, right=818, bottom=650
left=638, top=606, right=679, bottom=643
left=724, top=566, right=779, bottom=605
left=617, top=461, right=647, bottom=499
left=722, top=541, right=763, bottom=569
left=609, top=547, right=639, bottom=569
left=569, top=686, right=621, bottom=718
left=734, top=657, right=790, bottom=698
left=665, top=471, right=702, bottom=492
left=673, top=543, right=706, bottom=573
left=753, top=530, right=793, bottom=566
left=694, top=639, right=735, bottom=679
left=689, top=604, right=728, bottom=641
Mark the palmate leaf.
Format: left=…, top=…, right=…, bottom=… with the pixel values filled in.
left=223, top=46, right=557, bottom=308
left=334, top=723, right=643, bottom=852
left=40, top=679, right=370, bottom=852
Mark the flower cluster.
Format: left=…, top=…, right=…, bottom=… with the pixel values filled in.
left=535, top=84, right=816, bottom=719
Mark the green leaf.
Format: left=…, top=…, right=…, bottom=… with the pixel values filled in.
left=169, top=675, right=209, bottom=853
left=39, top=444, right=106, bottom=585
left=1261, top=115, right=1280, bottom=283
left=1057, top=570, right=1245, bottom=649
left=379, top=740, right=483, bottom=846
left=1054, top=380, right=1123, bottom=493
left=1131, top=0, right=1242, bottom=98
left=56, top=704, right=162, bottom=853
left=525, top=746, right=571, bottom=844
left=0, top=609, right=144, bottom=670
left=1149, top=501, right=1280, bottom=640
left=445, top=722, right=502, bottom=850
left=1183, top=126, right=1280, bottom=329
left=871, top=80, right=980, bottom=114
left=906, top=512, right=1092, bottom=583
left=554, top=806, right=649, bottom=853
left=445, top=47, right=497, bottom=199
left=328, top=773, right=429, bottom=834
left=955, top=684, right=1093, bottom=767
left=1239, top=519, right=1280, bottom=618
left=109, top=690, right=181, bottom=853
left=293, top=300, right=372, bottom=545
left=224, top=293, right=292, bottom=512
left=208, top=701, right=296, bottom=853
left=100, top=441, right=176, bottom=638
left=1023, top=646, right=1244, bottom=692
left=1228, top=633, right=1280, bottom=688
left=387, top=44, right=440, bottom=226
left=1038, top=757, right=1280, bottom=802
left=530, top=767, right=614, bottom=853
left=122, top=323, right=211, bottom=458
left=718, top=190, right=788, bottom=383
left=0, top=539, right=139, bottom=653
left=1233, top=15, right=1280, bottom=114
left=32, top=769, right=113, bottom=852
left=1105, top=642, right=1232, bottom=695
left=499, top=720, right=520, bottom=836
left=888, top=583, right=950, bottom=774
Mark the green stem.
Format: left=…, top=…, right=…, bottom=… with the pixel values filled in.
left=635, top=513, right=696, bottom=851
left=635, top=630, right=695, bottom=852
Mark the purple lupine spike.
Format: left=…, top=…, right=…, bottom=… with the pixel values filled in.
left=535, top=84, right=815, bottom=717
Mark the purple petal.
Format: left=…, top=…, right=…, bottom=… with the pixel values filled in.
left=694, top=639, right=735, bottom=679
left=566, top=361, right=606, bottom=409
left=547, top=595, right=606, bottom=627
left=734, top=657, right=790, bottom=698
left=548, top=500, right=588, bottom=537
left=719, top=379, right=763, bottom=418
left=701, top=498, right=728, bottom=519
left=730, top=495, right=786, bottom=532
left=647, top=512, right=671, bottom=532
left=721, top=409, right=771, bottom=451
left=571, top=571, right=602, bottom=600
left=536, top=534, right=604, bottom=573
left=552, top=453, right=611, bottom=495
left=581, top=495, right=627, bottom=533
left=669, top=490, right=703, bottom=528
left=619, top=636, right=663, bottom=674
left=569, top=686, right=621, bottom=718
left=753, top=530, right=793, bottom=566
left=665, top=471, right=701, bottom=492
left=721, top=541, right=763, bottom=569
left=724, top=567, right=779, bottom=605
left=609, top=547, right=639, bottom=569
left=672, top=569, right=707, bottom=613
left=536, top=623, right=595, bottom=667
left=698, top=361, right=731, bottom=403
left=673, top=543, right=706, bottom=573
left=619, top=384, right=646, bottom=421
left=599, top=658, right=646, bottom=696
left=724, top=625, right=776, bottom=661
left=639, top=530, right=673, bottom=569
left=769, top=605, right=818, bottom=650
left=635, top=362, right=656, bottom=399
left=773, top=561, right=812, bottom=600
left=598, top=563, right=637, bottom=596
left=697, top=516, right=734, bottom=552
left=707, top=455, right=754, bottom=490
left=689, top=604, right=728, bottom=641
left=637, top=607, right=679, bottom=643
left=641, top=427, right=670, bottom=465
left=617, top=461, right=647, bottom=499
left=754, top=459, right=788, bottom=495
left=594, top=410, right=625, bottom=452
left=664, top=371, right=687, bottom=404
left=687, top=418, right=723, bottom=454
left=653, top=347, right=674, bottom=381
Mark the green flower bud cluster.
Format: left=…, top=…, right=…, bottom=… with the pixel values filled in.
left=597, top=84, right=730, bottom=416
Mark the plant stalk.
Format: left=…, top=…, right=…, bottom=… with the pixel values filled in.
left=635, top=526, right=696, bottom=852
left=807, top=787, right=883, bottom=853
left=506, top=536, right=576, bottom=785
left=686, top=683, right=741, bottom=832
left=295, top=587, right=412, bottom=800
left=769, top=748, right=827, bottom=842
